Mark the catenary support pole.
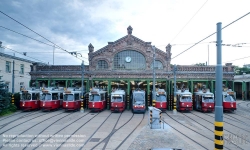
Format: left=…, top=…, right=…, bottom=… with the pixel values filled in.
left=81, top=60, right=85, bottom=113
left=215, top=22, right=223, bottom=150
left=152, top=46, right=156, bottom=107
left=12, top=60, right=15, bottom=94
left=173, top=64, right=177, bottom=114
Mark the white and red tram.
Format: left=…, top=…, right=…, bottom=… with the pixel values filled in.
left=110, top=89, right=126, bottom=112
left=88, top=88, right=107, bottom=112
left=194, top=89, right=214, bottom=112
left=20, top=88, right=41, bottom=111
left=63, top=88, right=82, bottom=111
left=176, top=89, right=193, bottom=111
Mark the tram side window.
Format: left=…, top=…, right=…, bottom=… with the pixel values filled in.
left=52, top=93, right=58, bottom=100
left=32, top=93, right=36, bottom=100
left=41, top=93, right=51, bottom=101
left=59, top=93, right=63, bottom=100
left=75, top=93, right=80, bottom=100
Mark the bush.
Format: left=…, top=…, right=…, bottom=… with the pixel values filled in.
left=8, top=103, right=17, bottom=112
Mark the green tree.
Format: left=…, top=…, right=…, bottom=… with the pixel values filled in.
left=234, top=66, right=250, bottom=75
left=0, top=77, right=16, bottom=115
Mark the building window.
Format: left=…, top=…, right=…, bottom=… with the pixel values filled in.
left=97, top=60, right=108, bottom=69
left=6, top=61, right=11, bottom=73
left=113, top=50, right=146, bottom=70
left=20, top=64, right=24, bottom=74
left=151, top=60, right=163, bottom=69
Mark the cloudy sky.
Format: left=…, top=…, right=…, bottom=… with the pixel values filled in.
left=0, top=0, right=249, bottom=67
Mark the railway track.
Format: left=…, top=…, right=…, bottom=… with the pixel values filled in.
left=164, top=112, right=209, bottom=150
left=0, top=111, right=23, bottom=121
left=181, top=112, right=246, bottom=150
left=0, top=111, right=67, bottom=149
left=168, top=113, right=246, bottom=150
left=21, top=111, right=80, bottom=150
left=203, top=113, right=250, bottom=133
left=190, top=112, right=249, bottom=149
left=32, top=111, right=96, bottom=150
left=79, top=112, right=114, bottom=149
left=223, top=113, right=250, bottom=127
left=114, top=113, right=145, bottom=150
left=0, top=111, right=55, bottom=135
left=0, top=111, right=42, bottom=129
left=88, top=112, right=138, bottom=150
left=237, top=101, right=250, bottom=112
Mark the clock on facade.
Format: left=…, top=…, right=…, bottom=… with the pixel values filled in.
left=125, top=56, right=131, bottom=62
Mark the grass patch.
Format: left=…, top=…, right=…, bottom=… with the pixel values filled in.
left=0, top=104, right=17, bottom=117
left=0, top=109, right=16, bottom=117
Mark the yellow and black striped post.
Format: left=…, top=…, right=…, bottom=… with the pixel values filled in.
left=127, top=95, right=130, bottom=110
left=150, top=110, right=153, bottom=125
left=11, top=95, right=15, bottom=105
left=152, top=100, right=156, bottom=107
left=173, top=96, right=177, bottom=114
left=214, top=122, right=223, bottom=149
left=80, top=96, right=84, bottom=113
left=159, top=112, right=162, bottom=124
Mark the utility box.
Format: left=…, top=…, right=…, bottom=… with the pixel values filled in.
left=148, top=106, right=162, bottom=129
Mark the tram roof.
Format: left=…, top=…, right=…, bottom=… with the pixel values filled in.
left=176, top=89, right=192, bottom=95
left=111, top=89, right=125, bottom=95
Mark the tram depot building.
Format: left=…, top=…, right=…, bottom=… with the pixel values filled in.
left=29, top=26, right=249, bottom=110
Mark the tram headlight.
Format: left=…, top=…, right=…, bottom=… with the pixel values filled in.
left=66, top=105, right=68, bottom=107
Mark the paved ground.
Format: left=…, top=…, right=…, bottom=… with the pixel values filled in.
left=0, top=100, right=250, bottom=150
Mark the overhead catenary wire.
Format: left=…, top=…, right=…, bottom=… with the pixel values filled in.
left=0, top=25, right=89, bottom=53
left=1, top=46, right=47, bottom=64
left=170, top=0, right=208, bottom=43
left=0, top=10, right=85, bottom=62
left=223, top=55, right=250, bottom=63
left=171, top=12, right=250, bottom=60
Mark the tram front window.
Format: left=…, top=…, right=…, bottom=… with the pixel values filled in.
left=203, top=97, right=214, bottom=103
left=41, top=93, right=52, bottom=101
left=134, top=93, right=145, bottom=104
left=20, top=93, right=31, bottom=101
left=90, top=94, right=101, bottom=102
left=180, top=96, right=192, bottom=102
left=156, top=95, right=166, bottom=102
left=224, top=95, right=235, bottom=102
left=112, top=96, right=122, bottom=102
left=64, top=94, right=74, bottom=101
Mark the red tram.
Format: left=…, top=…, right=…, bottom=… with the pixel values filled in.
left=63, top=88, right=82, bottom=112
left=40, top=87, right=64, bottom=111
left=153, top=89, right=167, bottom=112
left=222, top=89, right=236, bottom=112
left=194, top=89, right=214, bottom=112
left=176, top=89, right=193, bottom=111
left=20, top=88, right=41, bottom=111
left=110, top=89, right=126, bottom=112
left=131, top=88, right=146, bottom=113
left=88, top=88, right=107, bottom=112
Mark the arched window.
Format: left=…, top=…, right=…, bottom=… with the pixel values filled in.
left=151, top=60, right=163, bottom=69
left=97, top=60, right=108, bottom=69
left=113, top=50, right=146, bottom=70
